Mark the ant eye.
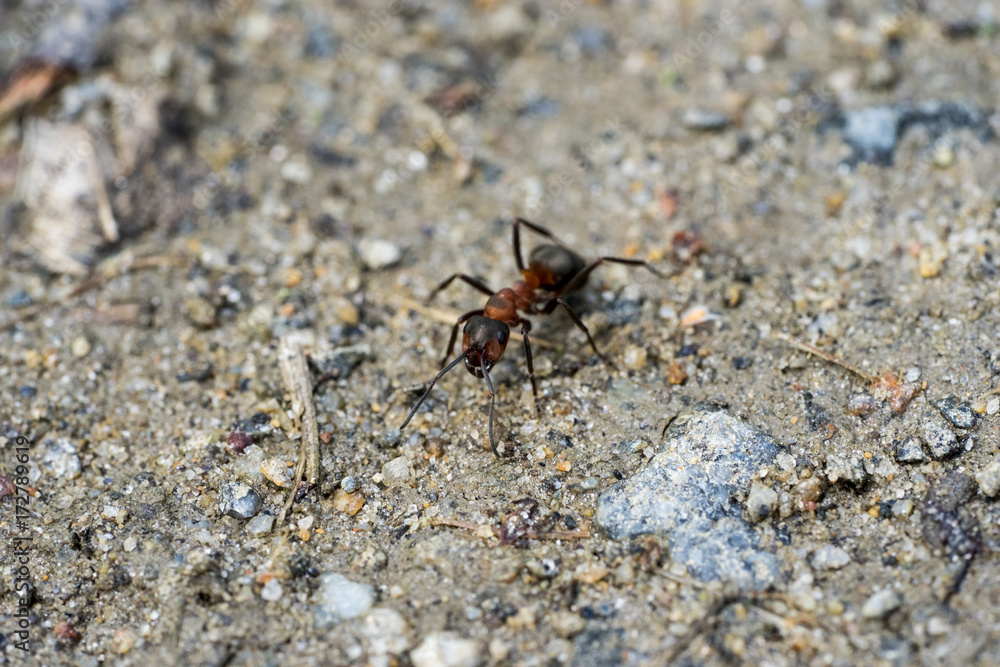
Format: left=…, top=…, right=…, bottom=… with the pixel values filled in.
left=497, top=330, right=507, bottom=344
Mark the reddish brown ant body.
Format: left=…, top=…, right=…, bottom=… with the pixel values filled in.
left=401, top=217, right=664, bottom=457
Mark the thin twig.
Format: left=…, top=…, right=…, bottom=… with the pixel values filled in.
left=773, top=332, right=876, bottom=382
left=277, top=338, right=321, bottom=529
left=431, top=517, right=482, bottom=531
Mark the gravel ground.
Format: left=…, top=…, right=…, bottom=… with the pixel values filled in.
left=1, top=1, right=1000, bottom=665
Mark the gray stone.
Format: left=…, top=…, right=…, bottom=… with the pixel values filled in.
left=893, top=436, right=927, bottom=464
left=218, top=482, right=262, bottom=519
left=891, top=499, right=914, bottom=518
left=862, top=589, right=902, bottom=620
left=934, top=396, right=977, bottom=429
left=682, top=109, right=730, bottom=132
left=595, top=404, right=779, bottom=590
left=841, top=107, right=902, bottom=162
left=314, top=573, right=374, bottom=628
left=381, top=456, right=413, bottom=486
left=825, top=455, right=868, bottom=488
left=410, top=632, right=481, bottom=667
left=358, top=238, right=402, bottom=270
left=975, top=454, right=1000, bottom=498
left=362, top=607, right=411, bottom=656
left=43, top=438, right=82, bottom=480
left=922, top=416, right=960, bottom=459
left=745, top=484, right=779, bottom=523
left=340, top=475, right=358, bottom=493
left=811, top=544, right=852, bottom=570
left=245, top=512, right=274, bottom=535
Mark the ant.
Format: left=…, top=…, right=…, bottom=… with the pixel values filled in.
left=400, top=217, right=665, bottom=457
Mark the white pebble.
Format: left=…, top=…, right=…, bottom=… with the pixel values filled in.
left=261, top=578, right=283, bottom=601
left=381, top=456, right=413, bottom=486
left=986, top=398, right=999, bottom=415
left=314, top=573, right=374, bottom=627
left=358, top=238, right=402, bottom=270
left=410, top=632, right=482, bottom=667
left=861, top=589, right=901, bottom=619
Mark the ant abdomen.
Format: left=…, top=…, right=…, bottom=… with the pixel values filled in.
left=528, top=245, right=587, bottom=292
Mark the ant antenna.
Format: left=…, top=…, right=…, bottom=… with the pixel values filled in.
left=400, top=350, right=470, bottom=431
left=482, top=364, right=499, bottom=457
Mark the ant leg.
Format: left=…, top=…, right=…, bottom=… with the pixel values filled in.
left=553, top=256, right=666, bottom=298
left=513, top=217, right=566, bottom=271
left=428, top=273, right=495, bottom=304
left=441, top=309, right=484, bottom=368
left=543, top=297, right=613, bottom=366
left=519, top=318, right=540, bottom=413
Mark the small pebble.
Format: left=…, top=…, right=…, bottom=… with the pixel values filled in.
left=927, top=616, right=951, bottom=636
left=934, top=397, right=977, bottom=429
left=260, top=458, right=292, bottom=487
left=341, top=475, right=358, bottom=493
left=381, top=456, right=413, bottom=486
left=281, top=158, right=313, bottom=184
left=234, top=445, right=266, bottom=484
left=227, top=428, right=252, bottom=454
left=246, top=512, right=275, bottom=534
left=410, top=632, right=482, bottom=667
left=932, top=142, right=954, bottom=168
left=623, top=345, right=647, bottom=370
left=891, top=498, right=913, bottom=518
left=861, top=589, right=902, bottom=620
left=358, top=238, right=402, bottom=270
left=261, top=578, right=283, bottom=601
left=219, top=482, right=263, bottom=519
left=893, top=436, right=927, bottom=464
left=825, top=455, right=868, bottom=488
left=333, top=489, right=366, bottom=515
left=811, top=545, right=852, bottom=571
left=683, top=109, right=730, bottom=131
left=975, top=454, right=1000, bottom=498
left=745, top=484, right=778, bottom=523
left=362, top=608, right=411, bottom=656
left=314, top=573, right=375, bottom=628
left=549, top=610, right=586, bottom=638
left=922, top=416, right=960, bottom=459
left=71, top=336, right=91, bottom=358
left=986, top=398, right=1000, bottom=415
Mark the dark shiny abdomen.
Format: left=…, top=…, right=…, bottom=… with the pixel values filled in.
left=528, top=245, right=587, bottom=292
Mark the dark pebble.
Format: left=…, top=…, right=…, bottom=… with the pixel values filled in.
left=5, top=289, right=33, bottom=308
left=227, top=428, right=252, bottom=454
left=934, top=396, right=977, bottom=429
left=893, top=436, right=927, bottom=464
left=732, top=357, right=752, bottom=370
left=19, top=386, right=37, bottom=398
left=219, top=482, right=263, bottom=519
left=572, top=26, right=610, bottom=55
left=682, top=109, right=731, bottom=132
left=922, top=415, right=961, bottom=459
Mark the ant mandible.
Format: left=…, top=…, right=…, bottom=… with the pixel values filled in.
left=400, top=217, right=665, bottom=457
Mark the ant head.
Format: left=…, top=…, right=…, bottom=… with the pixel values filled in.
left=462, top=316, right=510, bottom=377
